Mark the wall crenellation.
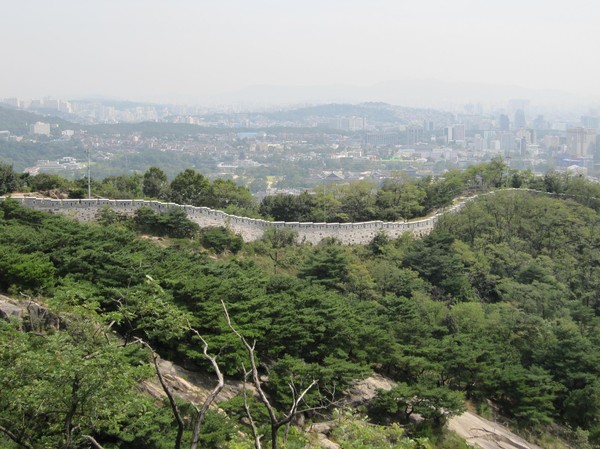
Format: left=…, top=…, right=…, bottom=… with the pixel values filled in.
left=1, top=194, right=480, bottom=244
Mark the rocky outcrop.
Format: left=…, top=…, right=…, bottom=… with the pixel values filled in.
left=23, top=301, right=61, bottom=332
left=0, top=295, right=23, bottom=322
left=448, top=412, right=545, bottom=449
left=308, top=422, right=339, bottom=449
left=341, top=373, right=396, bottom=406
left=0, top=295, right=61, bottom=331
left=0, top=292, right=546, bottom=449
left=141, top=358, right=250, bottom=405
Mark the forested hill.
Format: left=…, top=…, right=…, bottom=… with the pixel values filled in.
left=0, top=188, right=599, bottom=449
left=0, top=105, right=75, bottom=134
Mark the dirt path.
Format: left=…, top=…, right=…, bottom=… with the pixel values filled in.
left=448, top=412, right=545, bottom=449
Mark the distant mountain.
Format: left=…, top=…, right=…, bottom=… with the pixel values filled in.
left=263, top=103, right=399, bottom=122
left=262, top=102, right=453, bottom=125
left=215, top=79, right=595, bottom=109
left=73, top=98, right=160, bottom=109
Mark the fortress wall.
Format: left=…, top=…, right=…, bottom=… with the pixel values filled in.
left=4, top=196, right=468, bottom=244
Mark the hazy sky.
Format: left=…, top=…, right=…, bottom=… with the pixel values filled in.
left=1, top=0, right=599, bottom=103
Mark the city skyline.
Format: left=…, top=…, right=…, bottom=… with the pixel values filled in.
left=1, top=0, right=599, bottom=106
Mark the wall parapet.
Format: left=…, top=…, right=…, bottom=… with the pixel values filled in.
left=1, top=191, right=495, bottom=245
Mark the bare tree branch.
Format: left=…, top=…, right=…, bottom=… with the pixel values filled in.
left=221, top=300, right=319, bottom=449
left=187, top=324, right=225, bottom=449
left=242, top=366, right=262, bottom=449
left=221, top=300, right=278, bottom=425
left=134, top=338, right=184, bottom=449
left=279, top=380, right=318, bottom=426
left=82, top=435, right=106, bottom=449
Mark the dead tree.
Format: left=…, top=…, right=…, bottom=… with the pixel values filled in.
left=83, top=435, right=106, bottom=449
left=221, top=300, right=318, bottom=449
left=135, top=339, right=186, bottom=449
left=135, top=328, right=224, bottom=449
left=187, top=326, right=225, bottom=449
left=242, top=366, right=263, bottom=449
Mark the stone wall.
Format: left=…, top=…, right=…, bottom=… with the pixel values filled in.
left=1, top=196, right=473, bottom=245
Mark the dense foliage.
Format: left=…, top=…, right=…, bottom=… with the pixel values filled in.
left=260, top=157, right=512, bottom=222
left=1, top=166, right=600, bottom=448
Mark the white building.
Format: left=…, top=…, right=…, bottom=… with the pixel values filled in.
left=29, top=122, right=51, bottom=136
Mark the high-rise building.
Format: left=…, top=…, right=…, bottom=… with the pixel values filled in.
left=44, top=99, right=60, bottom=110
left=500, top=132, right=515, bottom=153
left=581, top=116, right=599, bottom=130
left=349, top=116, right=366, bottom=131
left=498, top=114, right=510, bottom=131
left=516, top=128, right=536, bottom=145
left=406, top=125, right=424, bottom=145
left=364, top=133, right=402, bottom=146
left=473, top=134, right=487, bottom=151
left=452, top=124, right=465, bottom=141
left=444, top=124, right=465, bottom=143
left=541, top=135, right=561, bottom=151
left=508, top=99, right=530, bottom=116
left=514, top=109, right=526, bottom=129
left=1, top=98, right=21, bottom=108
left=533, top=115, right=546, bottom=130
left=567, top=128, right=597, bottom=157
left=58, top=101, right=72, bottom=114
left=327, top=116, right=366, bottom=131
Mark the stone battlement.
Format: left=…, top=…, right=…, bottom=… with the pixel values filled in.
left=1, top=195, right=473, bottom=244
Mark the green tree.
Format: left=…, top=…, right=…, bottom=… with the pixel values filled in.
left=298, top=242, right=351, bottom=290
left=143, top=166, right=169, bottom=199
left=563, top=380, right=600, bottom=431
left=483, top=364, right=561, bottom=427
left=99, top=174, right=143, bottom=198
left=0, top=163, right=20, bottom=195
left=254, top=228, right=298, bottom=274
left=339, top=180, right=377, bottom=222
left=0, top=245, right=55, bottom=293
left=200, top=226, right=243, bottom=254
left=0, top=319, right=154, bottom=449
left=422, top=169, right=465, bottom=210
left=376, top=175, right=426, bottom=220
left=206, top=178, right=256, bottom=210
left=169, top=169, right=210, bottom=206
left=28, top=173, right=71, bottom=192
left=330, top=410, right=425, bottom=449
left=403, top=232, right=474, bottom=301
left=134, top=207, right=200, bottom=239
left=463, top=157, right=507, bottom=189
left=370, top=382, right=464, bottom=426
left=259, top=192, right=315, bottom=221
left=310, top=184, right=344, bottom=222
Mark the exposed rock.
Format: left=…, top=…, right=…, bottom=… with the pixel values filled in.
left=141, top=358, right=252, bottom=405
left=306, top=421, right=341, bottom=449
left=0, top=295, right=60, bottom=331
left=342, top=373, right=396, bottom=406
left=24, top=301, right=61, bottom=332
left=308, top=421, right=334, bottom=435
left=448, top=411, right=545, bottom=449
left=312, top=433, right=340, bottom=449
left=40, top=189, right=69, bottom=199
left=0, top=296, right=23, bottom=322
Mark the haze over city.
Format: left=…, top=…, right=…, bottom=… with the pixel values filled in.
left=1, top=0, right=599, bottom=107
